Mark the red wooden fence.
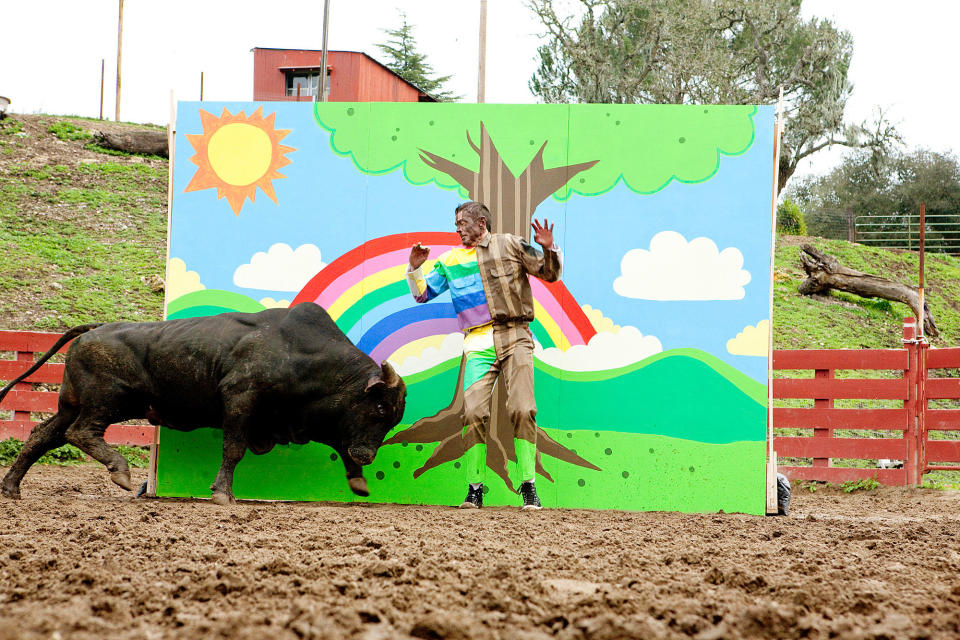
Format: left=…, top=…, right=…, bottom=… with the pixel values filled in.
left=773, top=318, right=960, bottom=485
left=0, top=331, right=154, bottom=446
left=3, top=322, right=960, bottom=484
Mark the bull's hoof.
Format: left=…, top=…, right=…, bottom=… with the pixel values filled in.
left=211, top=492, right=236, bottom=506
left=110, top=471, right=134, bottom=491
left=1, top=485, right=21, bottom=500
left=348, top=477, right=369, bottom=497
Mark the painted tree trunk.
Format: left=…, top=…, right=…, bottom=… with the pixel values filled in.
left=385, top=123, right=600, bottom=490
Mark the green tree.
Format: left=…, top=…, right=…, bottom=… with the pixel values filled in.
left=787, top=148, right=895, bottom=238
left=776, top=197, right=806, bottom=235
left=895, top=150, right=960, bottom=220
left=527, top=0, right=899, bottom=192
left=789, top=148, right=960, bottom=250
left=375, top=13, right=461, bottom=102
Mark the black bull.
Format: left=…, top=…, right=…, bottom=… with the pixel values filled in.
left=0, top=303, right=407, bottom=503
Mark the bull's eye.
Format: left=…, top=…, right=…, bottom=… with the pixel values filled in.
left=376, top=402, right=387, bottom=416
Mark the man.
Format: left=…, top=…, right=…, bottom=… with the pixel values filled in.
left=407, top=201, right=561, bottom=510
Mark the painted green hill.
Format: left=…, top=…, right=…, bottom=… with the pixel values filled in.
left=166, top=289, right=266, bottom=319
left=398, top=347, right=766, bottom=445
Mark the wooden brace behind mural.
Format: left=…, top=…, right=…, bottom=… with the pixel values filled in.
left=161, top=102, right=776, bottom=514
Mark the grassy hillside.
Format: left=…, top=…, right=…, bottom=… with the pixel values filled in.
left=0, top=114, right=167, bottom=331
left=774, top=236, right=960, bottom=349
left=3, top=114, right=959, bottom=348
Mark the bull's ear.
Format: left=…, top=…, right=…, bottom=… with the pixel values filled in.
left=380, top=360, right=401, bottom=388
left=365, top=375, right=385, bottom=393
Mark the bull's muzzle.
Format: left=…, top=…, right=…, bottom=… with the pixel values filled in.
left=348, top=446, right=376, bottom=466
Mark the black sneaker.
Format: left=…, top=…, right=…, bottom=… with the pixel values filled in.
left=459, top=484, right=483, bottom=509
left=520, top=481, right=542, bottom=510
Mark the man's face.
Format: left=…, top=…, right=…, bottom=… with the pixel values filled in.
left=456, top=212, right=486, bottom=247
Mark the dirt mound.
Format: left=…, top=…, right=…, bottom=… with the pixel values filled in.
left=1, top=466, right=959, bottom=639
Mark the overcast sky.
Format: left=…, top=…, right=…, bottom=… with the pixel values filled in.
left=2, top=0, right=956, bottom=181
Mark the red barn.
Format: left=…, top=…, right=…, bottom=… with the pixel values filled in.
left=252, top=48, right=436, bottom=102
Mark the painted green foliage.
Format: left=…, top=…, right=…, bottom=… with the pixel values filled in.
left=315, top=103, right=758, bottom=199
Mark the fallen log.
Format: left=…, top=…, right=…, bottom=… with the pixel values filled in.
left=798, top=243, right=939, bottom=337
left=93, top=130, right=168, bottom=157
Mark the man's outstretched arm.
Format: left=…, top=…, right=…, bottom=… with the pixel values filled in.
left=406, top=242, right=449, bottom=303
left=520, top=218, right=562, bottom=282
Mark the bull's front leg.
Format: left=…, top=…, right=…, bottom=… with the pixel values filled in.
left=339, top=449, right=369, bottom=497
left=210, top=427, right=247, bottom=506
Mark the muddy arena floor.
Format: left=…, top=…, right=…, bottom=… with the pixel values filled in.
left=1, top=466, right=959, bottom=639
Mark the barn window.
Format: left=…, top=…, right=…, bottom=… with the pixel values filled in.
left=285, top=70, right=330, bottom=98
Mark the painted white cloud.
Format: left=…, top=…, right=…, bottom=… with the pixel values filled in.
left=581, top=304, right=620, bottom=334
left=233, top=243, right=326, bottom=292
left=727, top=319, right=770, bottom=357
left=166, top=257, right=205, bottom=300
left=389, top=333, right=465, bottom=377
left=613, top=231, right=751, bottom=300
left=259, top=297, right=290, bottom=309
left=535, top=326, right=662, bottom=372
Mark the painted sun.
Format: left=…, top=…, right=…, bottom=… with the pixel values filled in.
left=184, top=107, right=295, bottom=215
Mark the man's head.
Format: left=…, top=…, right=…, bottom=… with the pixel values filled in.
left=455, top=201, right=491, bottom=247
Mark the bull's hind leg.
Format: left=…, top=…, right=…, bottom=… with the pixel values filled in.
left=64, top=413, right=133, bottom=492
left=209, top=428, right=248, bottom=506
left=1, top=412, right=73, bottom=499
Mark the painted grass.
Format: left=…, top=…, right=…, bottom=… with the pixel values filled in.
left=156, top=427, right=766, bottom=514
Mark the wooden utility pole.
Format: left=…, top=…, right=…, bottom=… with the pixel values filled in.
left=115, top=0, right=124, bottom=122
left=477, top=0, right=488, bottom=103
left=918, top=202, right=926, bottom=340
left=99, top=59, right=105, bottom=120
left=318, top=0, right=331, bottom=102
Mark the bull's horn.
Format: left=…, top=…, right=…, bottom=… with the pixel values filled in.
left=380, top=360, right=401, bottom=387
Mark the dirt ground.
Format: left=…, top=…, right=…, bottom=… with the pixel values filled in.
left=0, top=466, right=959, bottom=640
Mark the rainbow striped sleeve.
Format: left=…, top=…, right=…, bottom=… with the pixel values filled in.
left=407, top=258, right=450, bottom=303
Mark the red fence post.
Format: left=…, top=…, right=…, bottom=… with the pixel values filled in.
left=12, top=351, right=33, bottom=424
left=813, top=368, right=834, bottom=468
left=903, top=317, right=921, bottom=486
left=917, top=339, right=930, bottom=484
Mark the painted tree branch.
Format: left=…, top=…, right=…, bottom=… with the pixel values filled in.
left=798, top=244, right=938, bottom=337
left=418, top=122, right=598, bottom=238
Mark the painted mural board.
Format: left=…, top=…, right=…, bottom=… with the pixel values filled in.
left=159, top=101, right=775, bottom=514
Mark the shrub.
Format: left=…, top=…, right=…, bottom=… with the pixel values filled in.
left=0, top=438, right=149, bottom=467
left=48, top=122, right=92, bottom=142
left=841, top=477, right=880, bottom=493
left=777, top=198, right=807, bottom=235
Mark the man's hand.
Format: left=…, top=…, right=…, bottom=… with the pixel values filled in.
left=409, top=242, right=430, bottom=269
left=531, top=218, right=554, bottom=249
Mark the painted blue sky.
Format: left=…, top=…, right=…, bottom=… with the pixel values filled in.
left=171, top=102, right=774, bottom=382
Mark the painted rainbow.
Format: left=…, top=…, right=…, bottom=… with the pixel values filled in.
left=292, top=232, right=597, bottom=363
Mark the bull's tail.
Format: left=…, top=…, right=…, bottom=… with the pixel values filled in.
left=0, top=323, right=103, bottom=405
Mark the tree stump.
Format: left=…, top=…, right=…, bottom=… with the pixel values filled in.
left=798, top=243, right=938, bottom=337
